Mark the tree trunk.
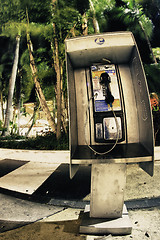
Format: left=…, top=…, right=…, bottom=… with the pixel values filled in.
left=10, top=106, right=17, bottom=135
left=25, top=103, right=39, bottom=137
left=52, top=22, right=62, bottom=139
left=51, top=0, right=62, bottom=139
left=15, top=70, right=21, bottom=135
left=65, top=23, right=77, bottom=40
left=26, top=31, right=56, bottom=133
left=60, top=64, right=68, bottom=134
left=2, top=35, right=20, bottom=136
left=70, top=24, right=76, bottom=37
left=89, top=0, right=100, bottom=33
left=0, top=91, right=4, bottom=122
left=82, top=13, right=88, bottom=35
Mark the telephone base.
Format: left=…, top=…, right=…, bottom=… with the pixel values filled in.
left=79, top=205, right=132, bottom=236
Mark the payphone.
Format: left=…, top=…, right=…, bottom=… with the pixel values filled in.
left=65, top=32, right=154, bottom=235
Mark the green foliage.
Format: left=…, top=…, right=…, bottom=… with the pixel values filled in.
left=19, top=0, right=51, bottom=24
left=87, top=0, right=113, bottom=32
left=0, top=132, right=69, bottom=150
left=103, top=1, right=154, bottom=62
left=153, top=48, right=160, bottom=61
left=0, top=120, right=4, bottom=131
left=121, top=4, right=153, bottom=39
left=74, top=0, right=90, bottom=14
left=0, top=0, right=25, bottom=30
left=93, top=0, right=115, bottom=13
left=10, top=121, right=18, bottom=135
left=37, top=62, right=56, bottom=100
left=20, top=49, right=34, bottom=102
left=1, top=21, right=26, bottom=38
left=104, top=2, right=153, bottom=40
left=103, top=7, right=126, bottom=31
left=0, top=46, right=15, bottom=100
left=144, top=63, right=160, bottom=93
left=27, top=23, right=47, bottom=38
left=52, top=6, right=79, bottom=40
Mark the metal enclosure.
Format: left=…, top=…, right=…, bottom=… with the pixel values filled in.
left=65, top=32, right=154, bottom=178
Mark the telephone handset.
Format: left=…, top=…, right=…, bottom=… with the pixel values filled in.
left=99, top=72, right=114, bottom=105
left=90, top=64, right=124, bottom=143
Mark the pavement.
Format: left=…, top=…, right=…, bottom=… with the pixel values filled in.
left=0, top=147, right=160, bottom=239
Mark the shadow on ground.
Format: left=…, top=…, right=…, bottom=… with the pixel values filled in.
left=0, top=164, right=91, bottom=204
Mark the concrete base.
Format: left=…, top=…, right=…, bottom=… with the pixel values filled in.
left=79, top=205, right=132, bottom=235
left=90, top=163, right=126, bottom=218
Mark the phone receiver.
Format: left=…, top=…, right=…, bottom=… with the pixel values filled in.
left=100, top=72, right=114, bottom=105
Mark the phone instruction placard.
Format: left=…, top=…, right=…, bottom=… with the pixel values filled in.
left=91, top=64, right=121, bottom=112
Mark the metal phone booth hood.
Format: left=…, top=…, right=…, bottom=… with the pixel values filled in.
left=65, top=32, right=154, bottom=235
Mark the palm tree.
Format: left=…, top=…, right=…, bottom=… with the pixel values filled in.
left=89, top=0, right=100, bottom=33
left=25, top=8, right=56, bottom=133
left=120, top=1, right=157, bottom=63
left=26, top=29, right=56, bottom=133
left=51, top=0, right=62, bottom=139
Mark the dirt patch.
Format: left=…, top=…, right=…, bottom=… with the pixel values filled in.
left=0, top=207, right=160, bottom=240
left=0, top=220, right=86, bottom=240
left=125, top=164, right=160, bottom=201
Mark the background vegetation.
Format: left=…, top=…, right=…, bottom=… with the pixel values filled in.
left=0, top=0, right=160, bottom=149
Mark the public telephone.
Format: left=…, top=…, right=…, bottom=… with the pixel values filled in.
left=66, top=32, right=154, bottom=179
left=90, top=64, right=125, bottom=143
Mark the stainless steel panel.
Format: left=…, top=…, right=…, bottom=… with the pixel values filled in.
left=74, top=69, right=90, bottom=145
left=66, top=32, right=134, bottom=53
left=69, top=164, right=79, bottom=179
left=118, top=64, right=139, bottom=143
left=66, top=56, right=79, bottom=178
left=85, top=68, right=96, bottom=145
left=130, top=47, right=154, bottom=175
left=71, top=156, right=152, bottom=164
left=65, top=32, right=134, bottom=67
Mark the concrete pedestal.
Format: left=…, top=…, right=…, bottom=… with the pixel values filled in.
left=80, top=163, right=132, bottom=235
left=80, top=205, right=132, bottom=235
left=90, top=163, right=126, bottom=218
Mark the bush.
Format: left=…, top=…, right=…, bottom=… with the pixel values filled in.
left=0, top=132, right=69, bottom=150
